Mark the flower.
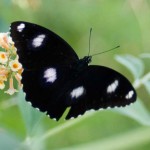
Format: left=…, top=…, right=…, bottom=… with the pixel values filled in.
left=15, top=73, right=22, bottom=88
left=0, top=52, right=8, bottom=64
left=0, top=75, right=7, bottom=81
left=0, top=80, right=5, bottom=89
left=0, top=32, right=23, bottom=95
left=5, top=77, right=18, bottom=95
left=9, top=60, right=22, bottom=72
left=0, top=67, right=8, bottom=81
left=0, top=33, right=9, bottom=50
left=8, top=36, right=14, bottom=45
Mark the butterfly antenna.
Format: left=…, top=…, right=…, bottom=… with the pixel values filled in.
left=88, top=28, right=92, bottom=56
left=91, top=45, right=120, bottom=57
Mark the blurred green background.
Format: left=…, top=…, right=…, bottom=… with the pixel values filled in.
left=0, top=0, right=150, bottom=150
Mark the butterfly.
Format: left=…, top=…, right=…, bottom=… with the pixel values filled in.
left=10, top=21, right=136, bottom=121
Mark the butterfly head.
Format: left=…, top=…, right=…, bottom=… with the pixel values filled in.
left=82, top=56, right=92, bottom=64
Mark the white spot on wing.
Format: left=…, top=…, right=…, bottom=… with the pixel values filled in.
left=70, top=117, right=74, bottom=120
left=32, top=34, right=45, bottom=48
left=70, top=86, right=85, bottom=99
left=125, top=90, right=134, bottom=99
left=27, top=101, right=32, bottom=105
left=36, top=108, right=40, bottom=111
left=44, top=68, right=57, bottom=83
left=107, top=80, right=119, bottom=93
left=17, top=23, right=25, bottom=32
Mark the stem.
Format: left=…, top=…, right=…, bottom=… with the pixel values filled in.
left=37, top=112, right=94, bottom=142
left=59, top=127, right=150, bottom=150
left=133, top=72, right=150, bottom=88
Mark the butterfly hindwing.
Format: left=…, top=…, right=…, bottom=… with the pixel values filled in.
left=65, top=65, right=136, bottom=119
left=10, top=21, right=79, bottom=70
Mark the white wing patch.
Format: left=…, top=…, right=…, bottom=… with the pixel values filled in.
left=32, top=34, right=46, bottom=48
left=17, top=23, right=25, bottom=32
left=70, top=86, right=85, bottom=99
left=107, top=80, right=119, bottom=93
left=44, top=68, right=57, bottom=83
left=125, top=90, right=134, bottom=99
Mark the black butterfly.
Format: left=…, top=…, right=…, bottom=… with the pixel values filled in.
left=10, top=21, right=136, bottom=121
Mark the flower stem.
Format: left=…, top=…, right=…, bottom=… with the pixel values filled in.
left=133, top=72, right=150, bottom=88
left=37, top=112, right=94, bottom=142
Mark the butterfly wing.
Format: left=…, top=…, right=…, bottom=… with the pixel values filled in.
left=10, top=21, right=136, bottom=121
left=22, top=66, right=72, bottom=120
left=65, top=65, right=136, bottom=119
left=10, top=21, right=79, bottom=70
left=10, top=21, right=79, bottom=120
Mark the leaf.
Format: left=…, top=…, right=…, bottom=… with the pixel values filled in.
left=17, top=90, right=45, bottom=136
left=143, top=81, right=150, bottom=95
left=0, top=130, right=20, bottom=150
left=115, top=55, right=144, bottom=80
left=115, top=98, right=150, bottom=126
left=140, top=53, right=150, bottom=59
left=59, top=127, right=150, bottom=150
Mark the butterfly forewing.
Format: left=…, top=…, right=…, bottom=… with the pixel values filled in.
left=10, top=21, right=137, bottom=121
left=10, top=21, right=79, bottom=120
left=10, top=21, right=79, bottom=70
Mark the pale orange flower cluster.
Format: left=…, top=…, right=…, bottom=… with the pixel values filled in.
left=0, top=33, right=23, bottom=95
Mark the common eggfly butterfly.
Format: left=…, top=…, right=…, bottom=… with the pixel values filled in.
left=10, top=21, right=136, bottom=120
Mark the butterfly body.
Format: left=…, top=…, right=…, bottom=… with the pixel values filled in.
left=10, top=21, right=136, bottom=120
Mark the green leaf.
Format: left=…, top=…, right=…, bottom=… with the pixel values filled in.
left=17, top=90, right=45, bottom=136
left=0, top=130, right=20, bottom=150
left=59, top=127, right=150, bottom=150
left=115, top=55, right=144, bottom=79
left=115, top=99, right=150, bottom=126
left=140, top=53, right=150, bottom=59
left=143, top=81, right=150, bottom=95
